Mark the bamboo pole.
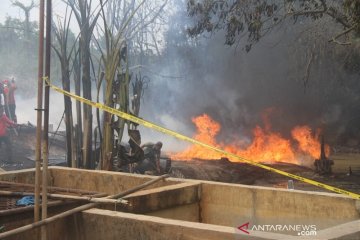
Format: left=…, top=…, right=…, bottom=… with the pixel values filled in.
left=0, top=190, right=126, bottom=205
left=0, top=181, right=104, bottom=195
left=0, top=201, right=64, bottom=217
left=34, top=0, right=45, bottom=224
left=0, top=174, right=169, bottom=239
left=110, top=174, right=169, bottom=199
left=42, top=0, right=52, bottom=239
left=0, top=193, right=106, bottom=217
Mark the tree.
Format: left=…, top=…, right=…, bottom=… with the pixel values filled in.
left=52, top=8, right=77, bottom=167
left=0, top=16, right=39, bottom=96
left=58, top=0, right=170, bottom=170
left=66, top=0, right=102, bottom=169
left=11, top=0, right=37, bottom=41
left=72, top=45, right=83, bottom=168
left=187, top=0, right=360, bottom=49
left=186, top=0, right=360, bottom=95
left=95, top=0, right=168, bottom=170
left=96, top=0, right=133, bottom=170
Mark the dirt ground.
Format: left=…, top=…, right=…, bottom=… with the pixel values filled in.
left=0, top=126, right=66, bottom=171
left=169, top=156, right=360, bottom=195
left=331, top=151, right=360, bottom=174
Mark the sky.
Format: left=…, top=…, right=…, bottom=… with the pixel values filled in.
left=0, top=1, right=76, bottom=29
left=0, top=1, right=35, bottom=23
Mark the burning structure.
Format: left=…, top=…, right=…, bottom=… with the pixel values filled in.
left=172, top=113, right=329, bottom=167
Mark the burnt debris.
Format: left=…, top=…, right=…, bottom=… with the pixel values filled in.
left=314, top=135, right=334, bottom=175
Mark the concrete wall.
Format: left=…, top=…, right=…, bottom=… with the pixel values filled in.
left=0, top=169, right=36, bottom=184
left=49, top=167, right=179, bottom=195
left=1, top=205, right=80, bottom=240
left=119, top=181, right=201, bottom=222
left=122, top=182, right=200, bottom=213
left=147, top=203, right=200, bottom=222
left=316, top=219, right=360, bottom=240
left=1, top=168, right=360, bottom=239
left=77, top=209, right=292, bottom=240
left=0, top=167, right=181, bottom=194
left=200, top=181, right=360, bottom=231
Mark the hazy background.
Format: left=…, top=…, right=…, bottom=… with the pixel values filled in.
left=0, top=0, right=359, bottom=153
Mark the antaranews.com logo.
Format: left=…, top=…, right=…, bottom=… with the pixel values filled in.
left=237, top=222, right=317, bottom=236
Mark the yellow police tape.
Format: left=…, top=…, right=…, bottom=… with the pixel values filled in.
left=44, top=77, right=360, bottom=200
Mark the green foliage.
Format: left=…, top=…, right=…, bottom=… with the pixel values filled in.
left=344, top=0, right=360, bottom=34
left=187, top=0, right=279, bottom=49
left=187, top=0, right=359, bottom=50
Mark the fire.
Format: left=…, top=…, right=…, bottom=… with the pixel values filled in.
left=173, top=114, right=223, bottom=160
left=235, top=126, right=296, bottom=163
left=172, top=113, right=329, bottom=164
left=291, top=126, right=330, bottom=159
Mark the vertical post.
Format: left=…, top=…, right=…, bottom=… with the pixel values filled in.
left=42, top=0, right=52, bottom=239
left=34, top=0, right=45, bottom=225
left=320, top=135, right=326, bottom=159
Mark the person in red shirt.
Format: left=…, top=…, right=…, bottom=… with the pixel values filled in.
left=0, top=82, right=4, bottom=106
left=0, top=105, right=16, bottom=163
left=3, top=78, right=17, bottom=123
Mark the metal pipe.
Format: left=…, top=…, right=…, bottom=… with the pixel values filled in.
left=34, top=0, right=45, bottom=224
left=42, top=0, right=52, bottom=239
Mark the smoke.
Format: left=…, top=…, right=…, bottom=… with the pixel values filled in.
left=16, top=90, right=69, bottom=131
left=140, top=2, right=360, bottom=151
left=8, top=0, right=360, bottom=155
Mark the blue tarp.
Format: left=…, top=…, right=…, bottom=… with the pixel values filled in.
left=16, top=196, right=35, bottom=206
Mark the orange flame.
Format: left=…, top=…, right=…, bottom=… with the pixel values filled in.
left=235, top=126, right=296, bottom=163
left=173, top=114, right=223, bottom=160
left=291, top=126, right=330, bottom=159
left=172, top=113, right=329, bottom=165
